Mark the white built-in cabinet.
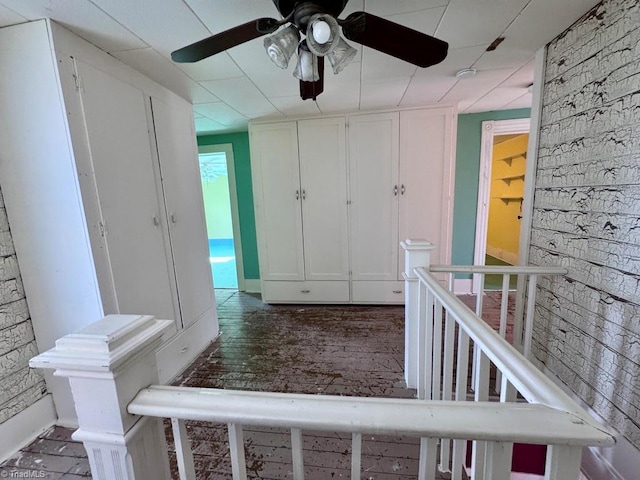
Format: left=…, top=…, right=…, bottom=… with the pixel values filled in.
left=250, top=106, right=455, bottom=304
left=0, top=20, right=217, bottom=426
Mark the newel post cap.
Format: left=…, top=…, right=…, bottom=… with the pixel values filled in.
left=400, top=239, right=436, bottom=251
left=30, top=314, right=173, bottom=375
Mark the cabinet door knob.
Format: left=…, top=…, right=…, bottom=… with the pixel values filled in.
left=302, top=189, right=306, bottom=200
left=296, top=190, right=300, bottom=200
left=394, top=185, right=398, bottom=196
left=152, top=216, right=160, bottom=227
left=170, top=213, right=177, bottom=223
left=393, top=290, right=402, bottom=294
left=301, top=289, right=311, bottom=293
left=401, top=184, right=405, bottom=195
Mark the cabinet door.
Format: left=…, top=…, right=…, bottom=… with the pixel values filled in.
left=298, top=118, right=349, bottom=281
left=250, top=122, right=305, bottom=281
left=399, top=108, right=455, bottom=272
left=150, top=97, right=214, bottom=328
left=75, top=60, right=176, bottom=320
left=348, top=112, right=400, bottom=281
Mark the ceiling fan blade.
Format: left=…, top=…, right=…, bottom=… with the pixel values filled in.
left=171, top=18, right=281, bottom=63
left=341, top=12, right=448, bottom=68
left=300, top=56, right=324, bottom=100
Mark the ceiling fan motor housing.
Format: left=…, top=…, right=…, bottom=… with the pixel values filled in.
left=272, top=0, right=349, bottom=29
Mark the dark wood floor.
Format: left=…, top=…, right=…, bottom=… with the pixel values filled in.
left=1, top=290, right=512, bottom=479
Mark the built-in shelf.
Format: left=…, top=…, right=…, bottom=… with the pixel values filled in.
left=497, top=174, right=525, bottom=184
left=494, top=196, right=524, bottom=204
left=497, top=151, right=527, bottom=166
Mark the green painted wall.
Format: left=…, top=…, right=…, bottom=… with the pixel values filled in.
left=452, top=109, right=531, bottom=269
left=197, top=132, right=260, bottom=280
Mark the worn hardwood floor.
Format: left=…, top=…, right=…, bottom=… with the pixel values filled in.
left=1, top=290, right=512, bottom=479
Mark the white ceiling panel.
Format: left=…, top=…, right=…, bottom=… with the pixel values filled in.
left=198, top=77, right=282, bottom=119
left=0, top=0, right=599, bottom=133
left=366, top=0, right=448, bottom=17
left=194, top=102, right=248, bottom=126
left=113, top=48, right=219, bottom=104
left=435, top=0, right=530, bottom=48
left=360, top=79, right=410, bottom=110
left=0, top=0, right=147, bottom=52
left=0, top=3, right=25, bottom=26
left=90, top=0, right=210, bottom=56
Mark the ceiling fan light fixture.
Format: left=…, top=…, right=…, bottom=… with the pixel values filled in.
left=264, top=24, right=300, bottom=69
left=293, top=41, right=320, bottom=82
left=327, top=36, right=357, bottom=74
left=306, top=13, right=340, bottom=56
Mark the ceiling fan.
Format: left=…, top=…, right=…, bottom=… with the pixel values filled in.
left=171, top=0, right=448, bottom=101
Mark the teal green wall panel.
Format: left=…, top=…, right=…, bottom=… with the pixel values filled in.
left=197, top=132, right=260, bottom=280
left=452, top=109, right=531, bottom=269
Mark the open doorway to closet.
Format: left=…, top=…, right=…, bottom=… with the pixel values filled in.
left=473, top=118, right=530, bottom=293
left=198, top=144, right=245, bottom=290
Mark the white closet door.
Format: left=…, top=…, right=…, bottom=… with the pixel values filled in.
left=150, top=97, right=214, bottom=328
left=348, top=112, right=400, bottom=281
left=75, top=61, right=176, bottom=321
left=250, top=122, right=305, bottom=281
left=399, top=108, right=455, bottom=271
left=298, top=117, right=349, bottom=281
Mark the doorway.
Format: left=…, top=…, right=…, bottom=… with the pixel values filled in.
left=473, top=119, right=530, bottom=293
left=198, top=144, right=245, bottom=290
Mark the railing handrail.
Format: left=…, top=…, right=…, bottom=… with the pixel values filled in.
left=430, top=264, right=568, bottom=275
left=128, top=385, right=613, bottom=446
left=413, top=266, right=614, bottom=445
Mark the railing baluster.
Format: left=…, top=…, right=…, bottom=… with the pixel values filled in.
left=451, top=328, right=470, bottom=480
left=471, top=349, right=490, bottom=480
left=439, top=311, right=456, bottom=472
left=495, top=273, right=511, bottom=395
left=484, top=441, right=512, bottom=480
left=523, top=274, right=538, bottom=359
left=514, top=273, right=526, bottom=351
left=171, top=418, right=196, bottom=480
left=417, top=437, right=438, bottom=480
left=351, top=432, right=362, bottom=480
left=227, top=423, right=247, bottom=480
left=432, top=299, right=443, bottom=400
left=291, top=428, right=304, bottom=480
left=424, top=289, right=435, bottom=400
left=417, top=282, right=428, bottom=399
left=544, top=445, right=582, bottom=480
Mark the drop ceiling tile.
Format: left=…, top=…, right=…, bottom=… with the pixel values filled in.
left=400, top=76, right=458, bottom=106
left=361, top=48, right=417, bottom=82
left=91, top=0, right=211, bottom=56
left=184, top=0, right=279, bottom=33
left=440, top=68, right=515, bottom=103
left=435, top=0, right=530, bottom=49
left=502, top=92, right=533, bottom=110
left=0, top=0, right=147, bottom=52
left=194, top=117, right=229, bottom=134
left=500, top=60, right=535, bottom=88
left=366, top=0, right=448, bottom=17
left=176, top=53, right=244, bottom=82
left=0, top=4, right=26, bottom=26
left=413, top=45, right=486, bottom=79
left=113, top=47, right=218, bottom=103
left=383, top=6, right=446, bottom=36
left=360, top=79, right=410, bottom=110
left=315, top=65, right=361, bottom=113
left=199, top=77, right=281, bottom=118
left=194, top=102, right=248, bottom=127
left=268, top=95, right=323, bottom=117
left=474, top=45, right=536, bottom=71
left=466, top=86, right=530, bottom=112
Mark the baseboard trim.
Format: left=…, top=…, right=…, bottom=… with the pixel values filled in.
left=538, top=364, right=637, bottom=480
left=0, top=394, right=57, bottom=463
left=242, top=279, right=261, bottom=293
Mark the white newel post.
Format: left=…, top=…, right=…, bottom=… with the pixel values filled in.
left=401, top=239, right=435, bottom=389
left=29, top=314, right=173, bottom=480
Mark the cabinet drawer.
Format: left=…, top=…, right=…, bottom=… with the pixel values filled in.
left=262, top=281, right=349, bottom=303
left=352, top=281, right=405, bottom=304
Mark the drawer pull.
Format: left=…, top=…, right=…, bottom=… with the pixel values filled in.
left=393, top=290, right=402, bottom=294
left=301, top=289, right=311, bottom=293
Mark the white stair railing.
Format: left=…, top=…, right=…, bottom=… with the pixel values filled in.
left=29, top=241, right=614, bottom=480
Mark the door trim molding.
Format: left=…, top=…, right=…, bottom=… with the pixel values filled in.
left=473, top=118, right=530, bottom=293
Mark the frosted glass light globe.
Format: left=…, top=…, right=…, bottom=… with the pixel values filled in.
left=312, top=21, right=331, bottom=44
